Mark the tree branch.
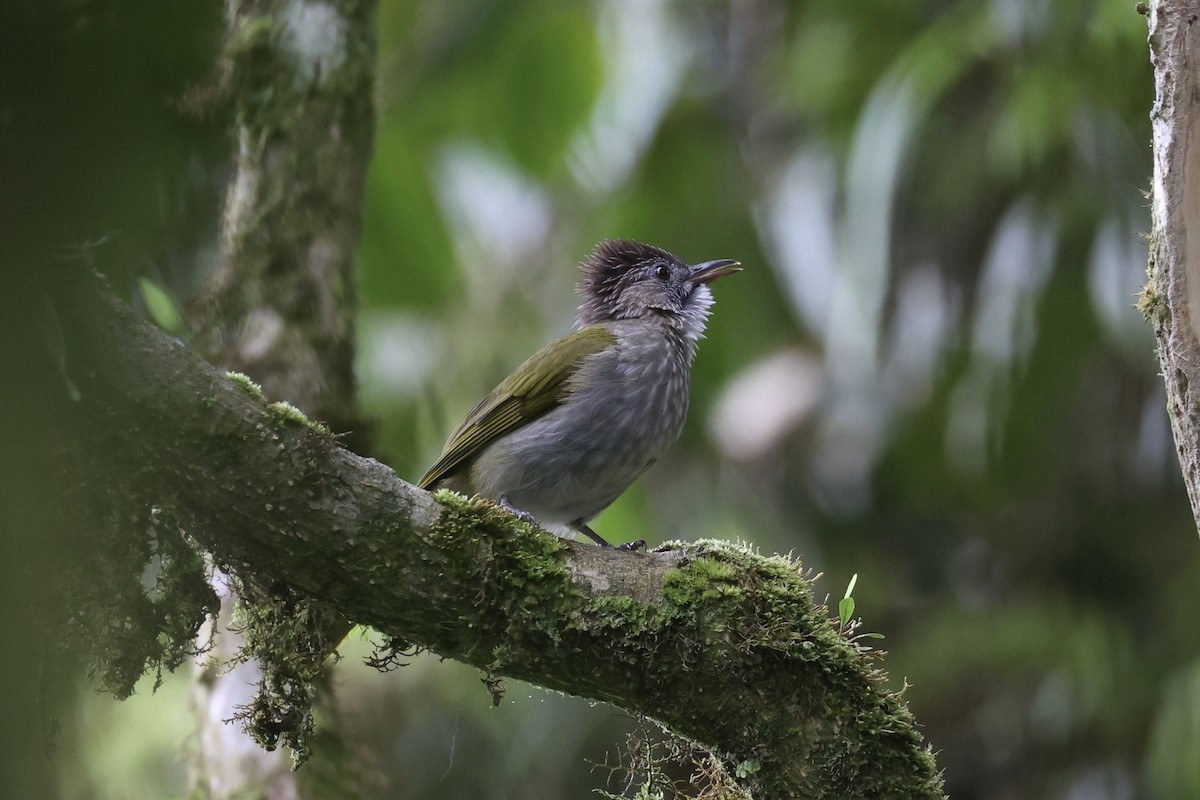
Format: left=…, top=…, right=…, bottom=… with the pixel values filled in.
left=1145, top=0, right=1200, bottom=538
left=56, top=274, right=942, bottom=800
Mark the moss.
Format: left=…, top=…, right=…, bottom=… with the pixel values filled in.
left=423, top=489, right=577, bottom=651
left=58, top=485, right=218, bottom=701
left=1138, top=275, right=1161, bottom=321
left=429, top=489, right=560, bottom=559
left=584, top=594, right=659, bottom=636
left=1139, top=231, right=1165, bottom=322
left=615, top=539, right=943, bottom=798
left=226, top=575, right=346, bottom=764
left=225, top=484, right=941, bottom=797
left=662, top=557, right=742, bottom=606
left=269, top=400, right=332, bottom=435
left=225, top=370, right=264, bottom=400
left=269, top=399, right=310, bottom=425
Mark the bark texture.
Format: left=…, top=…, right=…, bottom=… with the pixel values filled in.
left=57, top=277, right=943, bottom=800
left=185, top=0, right=377, bottom=796
left=190, top=0, right=376, bottom=442
left=1145, top=0, right=1200, bottom=536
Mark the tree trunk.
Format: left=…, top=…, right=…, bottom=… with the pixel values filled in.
left=1144, top=0, right=1200, bottom=538
left=186, top=1, right=376, bottom=797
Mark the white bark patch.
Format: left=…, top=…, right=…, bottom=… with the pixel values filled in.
left=223, top=127, right=259, bottom=251
left=307, top=235, right=341, bottom=328
left=1187, top=116, right=1200, bottom=344
left=237, top=308, right=285, bottom=363
left=281, top=0, right=347, bottom=84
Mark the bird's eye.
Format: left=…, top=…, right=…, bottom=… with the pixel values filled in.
left=654, top=264, right=671, bottom=281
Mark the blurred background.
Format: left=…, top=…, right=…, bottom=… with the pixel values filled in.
left=6, top=0, right=1193, bottom=798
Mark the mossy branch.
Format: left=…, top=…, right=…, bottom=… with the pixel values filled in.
left=55, top=275, right=943, bottom=800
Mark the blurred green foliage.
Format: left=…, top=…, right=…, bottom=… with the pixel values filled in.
left=6, top=0, right=1196, bottom=798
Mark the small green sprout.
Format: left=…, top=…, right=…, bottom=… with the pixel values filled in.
left=837, top=573, right=885, bottom=643
left=839, top=573, right=858, bottom=630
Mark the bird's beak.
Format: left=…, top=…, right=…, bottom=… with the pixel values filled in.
left=689, top=259, right=742, bottom=285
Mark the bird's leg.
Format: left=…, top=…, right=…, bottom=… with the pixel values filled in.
left=573, top=521, right=645, bottom=552
left=497, top=495, right=539, bottom=526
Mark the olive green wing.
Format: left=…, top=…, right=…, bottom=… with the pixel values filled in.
left=418, top=326, right=617, bottom=489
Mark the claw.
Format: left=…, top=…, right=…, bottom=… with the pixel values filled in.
left=498, top=495, right=538, bottom=526
left=573, top=521, right=645, bottom=551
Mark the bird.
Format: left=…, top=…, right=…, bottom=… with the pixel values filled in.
left=418, top=239, right=740, bottom=550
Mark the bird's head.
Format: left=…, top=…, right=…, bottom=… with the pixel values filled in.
left=575, top=240, right=740, bottom=336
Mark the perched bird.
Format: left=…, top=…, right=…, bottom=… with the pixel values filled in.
left=418, top=239, right=740, bottom=549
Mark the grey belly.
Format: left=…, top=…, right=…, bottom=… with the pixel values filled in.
left=468, top=397, right=677, bottom=526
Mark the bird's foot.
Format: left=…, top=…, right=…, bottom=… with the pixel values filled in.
left=498, top=495, right=539, bottom=526
left=574, top=522, right=645, bottom=552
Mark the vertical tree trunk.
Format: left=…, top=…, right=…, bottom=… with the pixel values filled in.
left=1145, top=0, right=1200, bottom=537
left=187, top=1, right=377, bottom=797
